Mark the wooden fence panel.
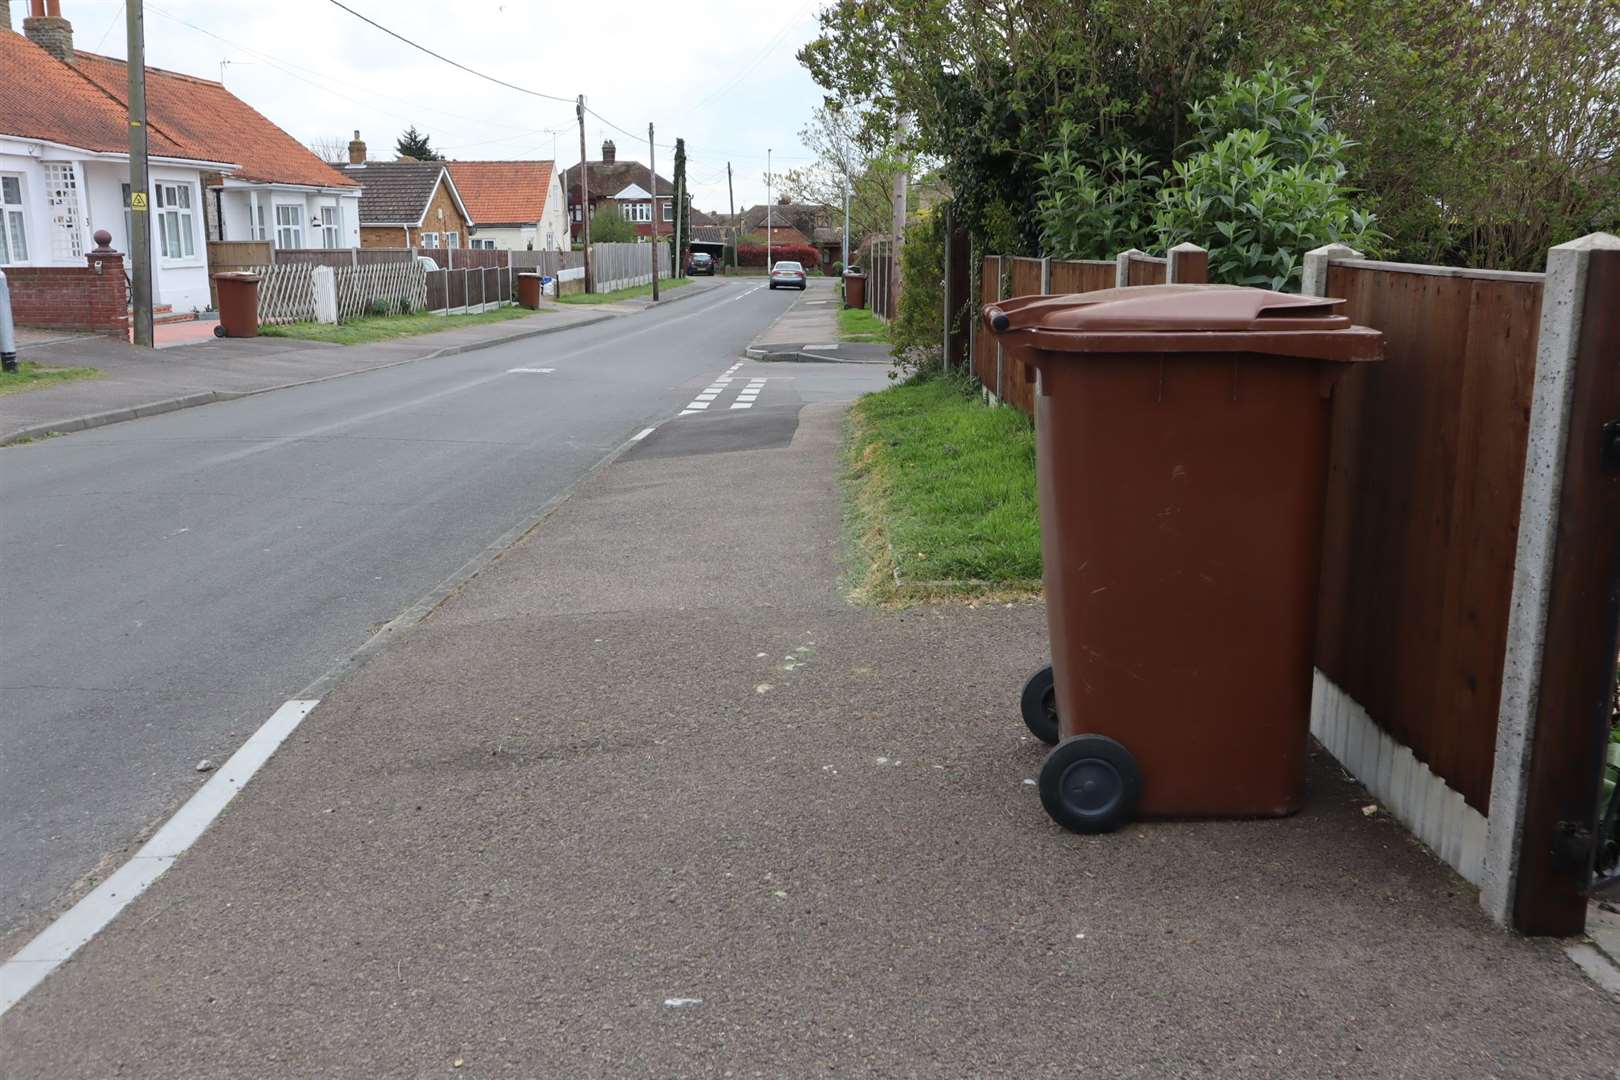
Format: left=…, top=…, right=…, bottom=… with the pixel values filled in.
left=1314, top=263, right=1544, bottom=811
left=273, top=249, right=352, bottom=268
left=1126, top=253, right=1167, bottom=286
left=336, top=261, right=426, bottom=320
left=974, top=256, right=1000, bottom=397
left=1049, top=260, right=1114, bottom=294
left=206, top=241, right=271, bottom=307
left=1004, top=258, right=1044, bottom=416
left=250, top=263, right=316, bottom=324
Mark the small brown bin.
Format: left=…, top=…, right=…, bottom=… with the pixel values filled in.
left=842, top=269, right=866, bottom=310
left=516, top=272, right=544, bottom=309
left=212, top=272, right=262, bottom=338
left=985, top=284, right=1382, bottom=833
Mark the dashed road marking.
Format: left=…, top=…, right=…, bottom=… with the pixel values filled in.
left=507, top=367, right=556, bottom=373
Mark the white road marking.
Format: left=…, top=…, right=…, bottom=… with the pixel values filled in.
left=631, top=427, right=657, bottom=442
left=507, top=367, right=556, bottom=374
left=0, top=699, right=321, bottom=1016
left=730, top=403, right=752, bottom=409
left=803, top=344, right=840, bottom=351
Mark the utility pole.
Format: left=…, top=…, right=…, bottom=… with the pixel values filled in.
left=726, top=162, right=735, bottom=269
left=647, top=122, right=658, bottom=301
left=127, top=0, right=154, bottom=348
left=766, top=148, right=772, bottom=272
left=674, top=166, right=683, bottom=279
left=842, top=169, right=850, bottom=270
left=576, top=94, right=592, bottom=294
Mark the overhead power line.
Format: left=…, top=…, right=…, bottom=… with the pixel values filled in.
left=324, top=0, right=575, bottom=104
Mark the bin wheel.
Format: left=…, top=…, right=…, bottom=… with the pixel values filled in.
left=1019, top=665, right=1059, bottom=745
left=1039, top=735, right=1140, bottom=834
left=213, top=324, right=226, bottom=338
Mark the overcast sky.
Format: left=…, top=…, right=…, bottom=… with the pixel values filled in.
left=60, top=0, right=829, bottom=214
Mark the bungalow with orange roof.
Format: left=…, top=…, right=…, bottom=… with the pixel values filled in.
left=0, top=2, right=237, bottom=312
left=445, top=160, right=566, bottom=252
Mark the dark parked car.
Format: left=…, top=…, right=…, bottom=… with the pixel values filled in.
left=768, top=260, right=807, bottom=290
left=688, top=252, right=715, bottom=276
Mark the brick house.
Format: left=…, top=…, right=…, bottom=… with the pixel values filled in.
left=342, top=142, right=473, bottom=249
left=559, top=140, right=675, bottom=242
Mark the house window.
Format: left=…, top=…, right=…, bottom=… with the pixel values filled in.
left=154, top=182, right=197, bottom=259
left=273, top=204, right=302, bottom=250
left=321, top=205, right=339, bottom=248
left=420, top=232, right=439, bottom=248
left=43, top=162, right=83, bottom=260
left=0, top=175, right=27, bottom=264
left=473, top=238, right=496, bottom=250
left=662, top=201, right=672, bottom=222
left=446, top=232, right=460, bottom=249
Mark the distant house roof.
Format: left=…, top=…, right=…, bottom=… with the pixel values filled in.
left=741, top=201, right=831, bottom=234
left=67, top=51, right=356, bottom=189
left=689, top=208, right=716, bottom=227
left=342, top=161, right=471, bottom=227
left=561, top=159, right=674, bottom=201
left=750, top=223, right=811, bottom=247
left=0, top=33, right=215, bottom=163
left=690, top=224, right=731, bottom=244
left=446, top=160, right=556, bottom=227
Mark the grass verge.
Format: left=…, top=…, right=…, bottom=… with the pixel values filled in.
left=846, top=375, right=1042, bottom=603
left=556, top=277, right=694, bottom=305
left=838, top=306, right=890, bottom=343
left=259, top=306, right=538, bottom=345
left=0, top=361, right=103, bottom=397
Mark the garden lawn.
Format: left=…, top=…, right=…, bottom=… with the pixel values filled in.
left=0, top=361, right=102, bottom=397
left=846, top=376, right=1041, bottom=602
left=838, top=306, right=889, bottom=343
left=259, top=306, right=538, bottom=345
left=556, top=277, right=692, bottom=305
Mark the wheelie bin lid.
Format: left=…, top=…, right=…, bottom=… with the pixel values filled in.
left=984, top=284, right=1382, bottom=362
left=211, top=271, right=262, bottom=282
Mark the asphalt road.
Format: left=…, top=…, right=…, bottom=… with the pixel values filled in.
left=0, top=279, right=782, bottom=942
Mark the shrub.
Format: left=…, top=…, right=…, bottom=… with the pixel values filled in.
left=588, top=204, right=639, bottom=244
left=1154, top=68, right=1382, bottom=290
left=1035, top=130, right=1161, bottom=260
left=737, top=242, right=820, bottom=268
left=891, top=210, right=946, bottom=376
left=829, top=260, right=844, bottom=277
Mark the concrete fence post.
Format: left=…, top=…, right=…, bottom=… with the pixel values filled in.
left=1301, top=243, right=1364, bottom=298
left=312, top=266, right=338, bottom=324
left=1115, top=248, right=1143, bottom=289
left=1481, top=231, right=1620, bottom=929
left=1166, top=243, right=1208, bottom=285
left=994, top=255, right=1007, bottom=403
left=1040, top=256, right=1052, bottom=294
left=0, top=269, right=16, bottom=373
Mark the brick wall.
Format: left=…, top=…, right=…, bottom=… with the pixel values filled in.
left=358, top=177, right=471, bottom=249
left=6, top=254, right=130, bottom=337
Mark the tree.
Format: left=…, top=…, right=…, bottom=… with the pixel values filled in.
left=669, top=138, right=690, bottom=272
left=588, top=204, right=638, bottom=244
left=777, top=106, right=914, bottom=252
left=306, top=135, right=352, bottom=165
left=395, top=126, right=443, bottom=162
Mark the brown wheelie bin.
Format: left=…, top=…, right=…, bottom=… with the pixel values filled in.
left=984, top=285, right=1382, bottom=833
left=517, top=272, right=544, bottom=309
left=212, top=272, right=262, bottom=338
left=842, top=268, right=866, bottom=310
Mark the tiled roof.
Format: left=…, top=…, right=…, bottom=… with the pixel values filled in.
left=446, top=160, right=555, bottom=226
left=0, top=32, right=197, bottom=158
left=342, top=161, right=463, bottom=225
left=71, top=51, right=355, bottom=189
left=560, top=160, right=673, bottom=200
left=690, top=225, right=732, bottom=243
left=741, top=202, right=831, bottom=234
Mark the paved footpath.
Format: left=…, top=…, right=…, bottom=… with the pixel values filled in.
left=3, top=361, right=1618, bottom=1076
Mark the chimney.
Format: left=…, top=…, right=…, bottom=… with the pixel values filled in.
left=23, top=0, right=73, bottom=63
left=348, top=130, right=366, bottom=165
left=601, top=139, right=616, bottom=163
left=1, top=1, right=13, bottom=33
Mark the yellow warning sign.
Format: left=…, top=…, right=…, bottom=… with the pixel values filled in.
left=129, top=192, right=148, bottom=211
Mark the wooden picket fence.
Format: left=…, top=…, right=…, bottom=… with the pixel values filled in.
left=336, top=261, right=428, bottom=320
left=249, top=262, right=317, bottom=325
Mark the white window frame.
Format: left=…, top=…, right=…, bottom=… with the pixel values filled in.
left=446, top=231, right=460, bottom=249
left=320, top=205, right=340, bottom=248
left=154, top=181, right=198, bottom=261
left=0, top=173, right=28, bottom=265
left=272, top=203, right=303, bottom=250
left=662, top=201, right=672, bottom=222
left=419, top=231, right=439, bottom=248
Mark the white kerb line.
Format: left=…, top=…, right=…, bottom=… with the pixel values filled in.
left=631, top=427, right=657, bottom=442
left=0, top=699, right=321, bottom=1016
